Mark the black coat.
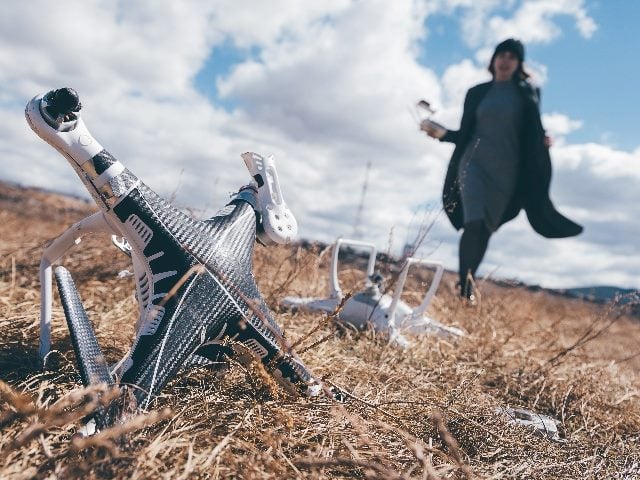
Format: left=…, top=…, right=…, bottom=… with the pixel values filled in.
left=440, top=79, right=583, bottom=238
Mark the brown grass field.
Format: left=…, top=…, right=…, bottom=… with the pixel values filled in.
left=1, top=180, right=639, bottom=479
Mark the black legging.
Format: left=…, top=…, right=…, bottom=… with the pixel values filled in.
left=458, top=220, right=491, bottom=298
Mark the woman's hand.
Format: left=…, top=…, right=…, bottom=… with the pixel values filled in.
left=420, top=119, right=446, bottom=139
left=544, top=135, right=553, bottom=149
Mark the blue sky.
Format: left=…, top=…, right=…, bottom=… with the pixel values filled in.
left=525, top=1, right=638, bottom=150
left=419, top=1, right=640, bottom=150
left=2, top=0, right=639, bottom=289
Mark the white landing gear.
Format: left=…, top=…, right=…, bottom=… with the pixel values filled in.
left=281, top=238, right=464, bottom=348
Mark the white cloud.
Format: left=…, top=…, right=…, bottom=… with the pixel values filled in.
left=424, top=0, right=596, bottom=50
left=542, top=112, right=583, bottom=145
left=469, top=0, right=597, bottom=47
left=487, top=0, right=597, bottom=44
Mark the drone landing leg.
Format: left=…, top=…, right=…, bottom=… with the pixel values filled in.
left=39, top=212, right=113, bottom=365
left=55, top=266, right=117, bottom=429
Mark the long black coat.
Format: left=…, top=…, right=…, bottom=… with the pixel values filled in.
left=440, top=80, right=583, bottom=238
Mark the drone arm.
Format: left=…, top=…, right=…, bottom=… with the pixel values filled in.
left=39, top=211, right=113, bottom=364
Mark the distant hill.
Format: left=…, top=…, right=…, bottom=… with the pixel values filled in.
left=529, top=284, right=639, bottom=316
left=560, top=286, right=638, bottom=304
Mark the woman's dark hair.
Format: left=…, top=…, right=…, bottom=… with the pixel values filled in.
left=488, top=38, right=530, bottom=80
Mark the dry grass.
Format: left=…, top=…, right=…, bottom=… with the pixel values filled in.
left=1, top=180, right=639, bottom=479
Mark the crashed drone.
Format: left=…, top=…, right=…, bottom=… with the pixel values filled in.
left=26, top=87, right=323, bottom=428
left=282, top=238, right=464, bottom=347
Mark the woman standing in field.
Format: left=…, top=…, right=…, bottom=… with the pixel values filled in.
left=422, top=38, right=582, bottom=302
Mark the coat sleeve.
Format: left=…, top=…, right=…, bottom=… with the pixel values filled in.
left=439, top=88, right=474, bottom=145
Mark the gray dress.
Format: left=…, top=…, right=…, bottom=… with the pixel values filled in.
left=458, top=80, right=524, bottom=231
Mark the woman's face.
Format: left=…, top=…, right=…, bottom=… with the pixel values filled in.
left=493, top=51, right=520, bottom=81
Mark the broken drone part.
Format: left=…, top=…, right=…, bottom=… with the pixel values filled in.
left=281, top=238, right=464, bottom=346
left=495, top=406, right=563, bottom=442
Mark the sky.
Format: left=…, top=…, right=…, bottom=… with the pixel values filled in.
left=1, top=0, right=639, bottom=290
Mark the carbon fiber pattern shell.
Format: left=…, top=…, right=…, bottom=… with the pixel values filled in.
left=55, top=266, right=113, bottom=387
left=103, top=174, right=316, bottom=405
left=27, top=90, right=322, bottom=423
left=55, top=266, right=116, bottom=429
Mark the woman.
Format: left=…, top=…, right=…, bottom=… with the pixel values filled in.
left=423, top=38, right=582, bottom=302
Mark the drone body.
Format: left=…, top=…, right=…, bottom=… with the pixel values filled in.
left=26, top=88, right=319, bottom=418
left=282, top=238, right=464, bottom=347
